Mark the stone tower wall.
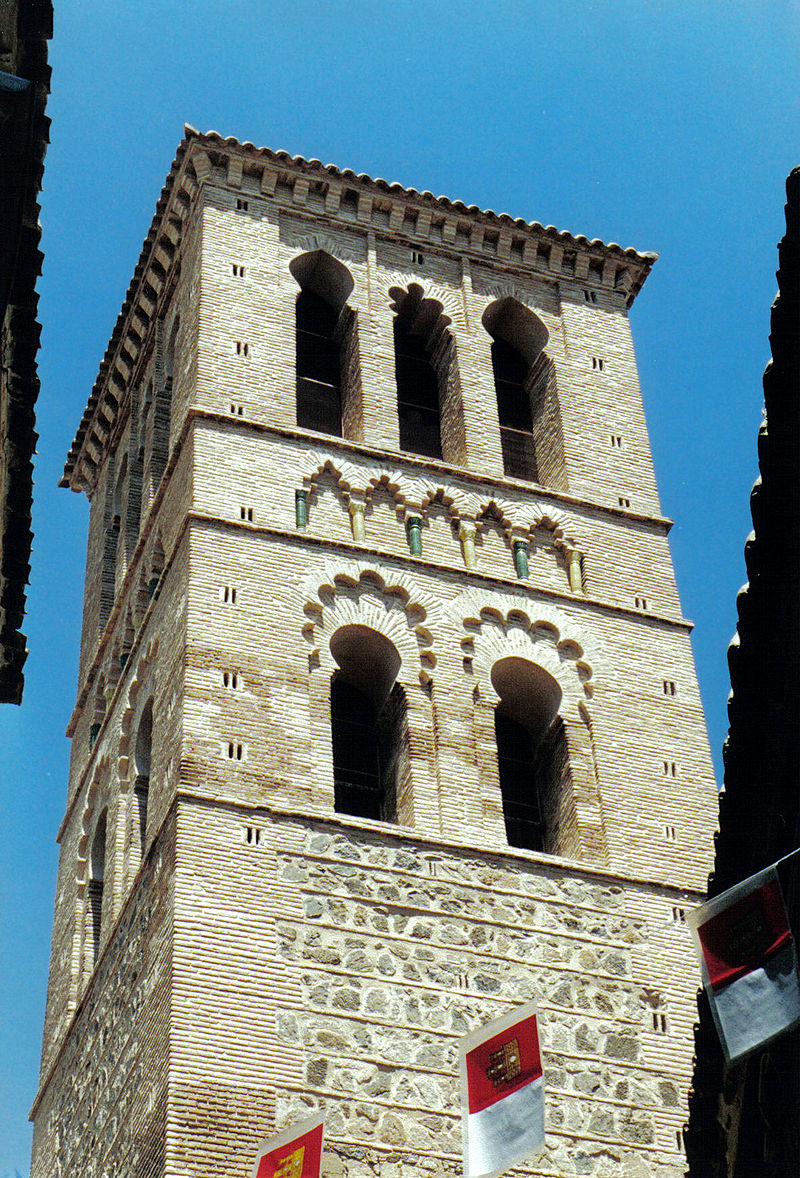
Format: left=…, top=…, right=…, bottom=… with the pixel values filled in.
left=34, top=134, right=718, bottom=1178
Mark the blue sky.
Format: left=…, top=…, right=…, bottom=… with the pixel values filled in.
left=1, top=2, right=798, bottom=1172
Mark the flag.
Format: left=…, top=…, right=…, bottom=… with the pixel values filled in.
left=250, top=1114, right=325, bottom=1178
left=688, top=864, right=800, bottom=1063
left=459, top=999, right=545, bottom=1178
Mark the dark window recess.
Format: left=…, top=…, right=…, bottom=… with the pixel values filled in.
left=88, top=810, right=107, bottom=964
left=492, top=340, right=538, bottom=481
left=134, top=701, right=152, bottom=858
left=88, top=878, right=103, bottom=962
left=331, top=679, right=400, bottom=822
left=296, top=290, right=342, bottom=436
left=495, top=711, right=545, bottom=851
left=394, top=320, right=442, bottom=459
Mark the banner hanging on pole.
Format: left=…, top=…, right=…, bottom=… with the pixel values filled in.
left=459, top=999, right=545, bottom=1178
left=688, top=863, right=800, bottom=1063
left=250, top=1113, right=325, bottom=1178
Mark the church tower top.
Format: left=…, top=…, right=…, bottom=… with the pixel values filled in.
left=62, top=127, right=656, bottom=493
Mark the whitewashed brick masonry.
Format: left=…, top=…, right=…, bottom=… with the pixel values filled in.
left=33, top=130, right=717, bottom=1178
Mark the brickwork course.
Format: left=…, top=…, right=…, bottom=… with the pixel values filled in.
left=33, top=127, right=718, bottom=1178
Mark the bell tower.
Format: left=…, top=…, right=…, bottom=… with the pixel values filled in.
left=32, top=128, right=718, bottom=1178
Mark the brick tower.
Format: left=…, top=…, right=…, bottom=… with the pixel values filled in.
left=32, top=128, right=718, bottom=1178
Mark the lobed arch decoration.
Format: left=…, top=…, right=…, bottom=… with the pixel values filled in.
left=374, top=271, right=464, bottom=326
left=72, top=757, right=113, bottom=1003
left=117, top=637, right=160, bottom=887
left=294, top=454, right=584, bottom=582
left=301, top=452, right=364, bottom=498
left=386, top=281, right=466, bottom=465
left=458, top=594, right=597, bottom=705
left=298, top=455, right=472, bottom=545
left=458, top=592, right=607, bottom=864
left=117, top=635, right=160, bottom=794
left=301, top=563, right=439, bottom=684
left=76, top=756, right=113, bottom=890
left=298, top=454, right=523, bottom=529
left=474, top=497, right=578, bottom=553
left=301, top=563, right=442, bottom=831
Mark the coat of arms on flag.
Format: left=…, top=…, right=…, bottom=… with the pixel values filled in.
left=459, top=999, right=545, bottom=1178
left=688, top=864, right=800, bottom=1063
left=250, top=1113, right=325, bottom=1178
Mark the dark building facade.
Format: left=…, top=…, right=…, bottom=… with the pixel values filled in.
left=685, top=168, right=800, bottom=1176
left=0, top=0, right=52, bottom=702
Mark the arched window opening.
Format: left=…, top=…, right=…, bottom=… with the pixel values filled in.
left=165, top=316, right=180, bottom=386
left=491, top=656, right=564, bottom=852
left=296, top=291, right=342, bottom=435
left=331, top=678, right=381, bottom=817
left=120, top=608, right=134, bottom=672
left=135, top=569, right=150, bottom=629
left=291, top=251, right=360, bottom=440
left=99, top=456, right=121, bottom=628
left=134, top=699, right=153, bottom=857
left=88, top=809, right=107, bottom=968
left=495, top=711, right=544, bottom=849
left=151, top=317, right=178, bottom=489
left=113, top=453, right=127, bottom=534
left=139, top=379, right=153, bottom=462
left=395, top=316, right=442, bottom=459
left=329, top=625, right=409, bottom=823
left=90, top=676, right=106, bottom=750
left=391, top=284, right=463, bottom=463
left=148, top=535, right=165, bottom=601
left=492, top=339, right=537, bottom=481
left=483, top=299, right=566, bottom=489
left=126, top=389, right=144, bottom=543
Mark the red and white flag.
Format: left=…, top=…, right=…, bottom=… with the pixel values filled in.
left=459, top=1000, right=545, bottom=1178
left=250, top=1114, right=325, bottom=1178
left=688, top=864, right=800, bottom=1063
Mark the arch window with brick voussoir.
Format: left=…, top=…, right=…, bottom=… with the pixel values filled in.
left=85, top=808, right=108, bottom=976
left=134, top=699, right=153, bottom=858
left=491, top=656, right=568, bottom=853
left=392, top=284, right=465, bottom=465
left=482, top=297, right=566, bottom=489
left=147, top=315, right=179, bottom=496
left=329, top=625, right=410, bottom=825
left=291, top=250, right=362, bottom=440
